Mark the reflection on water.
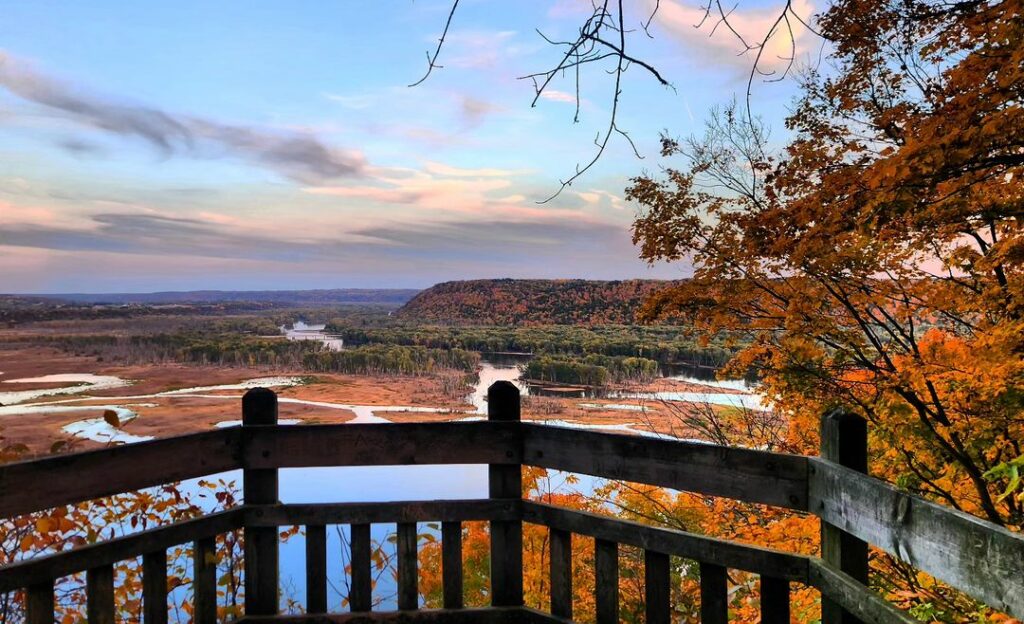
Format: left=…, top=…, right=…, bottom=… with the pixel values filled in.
left=282, top=320, right=344, bottom=351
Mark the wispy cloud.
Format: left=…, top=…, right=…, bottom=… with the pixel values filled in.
left=651, top=0, right=817, bottom=75
left=0, top=51, right=367, bottom=184
left=0, top=210, right=638, bottom=267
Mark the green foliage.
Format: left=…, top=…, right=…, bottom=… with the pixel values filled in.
left=51, top=333, right=479, bottom=376
left=324, top=323, right=734, bottom=366
left=521, top=354, right=659, bottom=386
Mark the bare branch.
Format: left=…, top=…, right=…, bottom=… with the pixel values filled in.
left=408, top=0, right=461, bottom=87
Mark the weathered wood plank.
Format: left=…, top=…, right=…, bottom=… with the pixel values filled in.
left=522, top=424, right=809, bottom=510
left=350, top=523, right=373, bottom=612
left=0, top=509, right=243, bottom=593
left=87, top=564, right=115, bottom=624
left=549, top=528, right=572, bottom=620
left=245, top=499, right=520, bottom=527
left=397, top=522, right=419, bottom=610
left=645, top=550, right=670, bottom=624
left=194, top=536, right=218, bottom=624
left=441, top=521, right=463, bottom=610
left=244, top=388, right=280, bottom=617
left=236, top=605, right=571, bottom=623
left=819, top=408, right=868, bottom=624
left=522, top=501, right=807, bottom=581
left=488, top=382, right=523, bottom=608
left=0, top=428, right=240, bottom=518
left=760, top=576, right=790, bottom=624
left=25, top=581, right=54, bottom=624
left=594, top=539, right=618, bottom=624
left=808, top=560, right=917, bottom=624
left=306, top=524, right=328, bottom=614
left=242, top=422, right=522, bottom=469
left=700, top=562, right=728, bottom=624
left=809, top=457, right=1024, bottom=618
left=143, top=550, right=168, bottom=624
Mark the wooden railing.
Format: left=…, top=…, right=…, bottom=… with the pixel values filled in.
left=1, top=381, right=1022, bottom=623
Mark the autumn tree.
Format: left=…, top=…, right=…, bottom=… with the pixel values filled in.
left=628, top=0, right=1023, bottom=617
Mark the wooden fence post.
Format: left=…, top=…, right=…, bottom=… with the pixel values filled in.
left=820, top=407, right=869, bottom=624
left=488, top=381, right=523, bottom=606
left=243, top=388, right=279, bottom=616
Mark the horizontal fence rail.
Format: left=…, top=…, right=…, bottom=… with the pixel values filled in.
left=521, top=423, right=809, bottom=510
left=242, top=421, right=523, bottom=469
left=0, top=428, right=241, bottom=518
left=1, top=385, right=1021, bottom=622
left=810, top=457, right=1024, bottom=616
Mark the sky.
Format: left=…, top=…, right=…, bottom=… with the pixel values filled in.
left=0, top=0, right=812, bottom=293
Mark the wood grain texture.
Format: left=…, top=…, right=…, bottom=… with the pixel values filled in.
left=306, top=524, right=328, bottom=614
left=397, top=522, right=419, bottom=610
left=87, top=564, right=115, bottom=624
left=244, top=500, right=519, bottom=527
left=644, top=550, right=670, bottom=624
left=0, top=509, right=243, bottom=593
left=810, top=457, right=1024, bottom=618
left=699, top=562, right=728, bottom=624
left=819, top=408, right=868, bottom=624
left=194, top=537, right=218, bottom=624
left=350, top=523, right=373, bottom=612
left=522, top=424, right=808, bottom=510
left=143, top=550, right=168, bottom=624
left=244, top=388, right=280, bottom=617
left=0, top=428, right=240, bottom=518
left=549, top=528, right=572, bottom=620
left=442, top=521, right=464, bottom=610
left=809, top=560, right=918, bottom=624
left=488, top=382, right=523, bottom=608
left=594, top=539, right=618, bottom=624
left=25, top=581, right=55, bottom=624
left=242, top=422, right=522, bottom=469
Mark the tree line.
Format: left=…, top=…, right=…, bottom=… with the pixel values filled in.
left=50, top=333, right=479, bottom=376
left=324, top=322, right=734, bottom=367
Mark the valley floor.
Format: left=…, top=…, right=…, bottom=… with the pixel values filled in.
left=0, top=345, right=753, bottom=457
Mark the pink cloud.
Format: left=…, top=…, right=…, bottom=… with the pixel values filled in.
left=652, top=0, right=817, bottom=76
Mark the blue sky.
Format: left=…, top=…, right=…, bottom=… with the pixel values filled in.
left=0, top=0, right=811, bottom=293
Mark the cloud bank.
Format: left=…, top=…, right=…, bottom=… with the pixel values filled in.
left=0, top=51, right=366, bottom=184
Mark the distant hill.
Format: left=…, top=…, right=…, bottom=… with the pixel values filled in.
left=396, top=279, right=679, bottom=325
left=25, top=289, right=420, bottom=306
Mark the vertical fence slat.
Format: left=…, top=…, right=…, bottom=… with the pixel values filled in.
left=243, top=388, right=280, bottom=617
left=700, top=562, right=728, bottom=624
left=595, top=539, right=618, bottom=624
left=26, top=580, right=55, bottom=624
left=550, top=528, right=573, bottom=620
left=820, top=408, right=869, bottom=624
left=143, top=550, right=168, bottom=624
left=760, top=576, right=790, bottom=624
left=645, top=550, right=671, bottom=624
left=349, top=522, right=372, bottom=612
left=306, top=524, right=327, bottom=613
left=442, top=520, right=464, bottom=609
left=397, top=521, right=418, bottom=610
left=194, top=537, right=217, bottom=624
left=86, top=564, right=115, bottom=624
left=488, top=381, right=523, bottom=607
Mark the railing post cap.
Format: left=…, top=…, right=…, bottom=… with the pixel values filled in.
left=487, top=381, right=521, bottom=422
left=242, top=387, right=279, bottom=425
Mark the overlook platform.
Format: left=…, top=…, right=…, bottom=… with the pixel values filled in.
left=1, top=382, right=1021, bottom=623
